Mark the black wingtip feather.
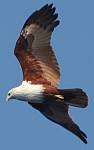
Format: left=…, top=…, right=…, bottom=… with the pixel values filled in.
left=53, top=14, right=58, bottom=20
left=42, top=4, right=49, bottom=9
left=22, top=3, right=60, bottom=32
left=62, top=123, right=88, bottom=144
left=51, top=7, right=56, bottom=14
left=79, top=129, right=87, bottom=144
left=80, top=130, right=87, bottom=139
left=49, top=3, right=53, bottom=8
left=50, top=20, right=60, bottom=31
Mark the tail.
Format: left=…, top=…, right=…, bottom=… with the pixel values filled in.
left=58, top=88, right=88, bottom=108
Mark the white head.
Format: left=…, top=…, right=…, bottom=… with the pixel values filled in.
left=6, top=86, right=26, bottom=102
left=6, top=88, right=16, bottom=101
left=6, top=81, right=44, bottom=103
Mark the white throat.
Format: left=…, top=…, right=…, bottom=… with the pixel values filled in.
left=13, top=81, right=45, bottom=103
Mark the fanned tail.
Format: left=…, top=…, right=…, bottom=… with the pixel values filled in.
left=58, top=88, right=88, bottom=108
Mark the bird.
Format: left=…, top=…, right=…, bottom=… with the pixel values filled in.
left=6, top=4, right=88, bottom=144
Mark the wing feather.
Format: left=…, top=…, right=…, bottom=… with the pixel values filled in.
left=30, top=102, right=87, bottom=144
left=14, top=4, right=60, bottom=87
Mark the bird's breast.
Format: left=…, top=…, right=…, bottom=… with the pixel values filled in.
left=19, top=83, right=45, bottom=103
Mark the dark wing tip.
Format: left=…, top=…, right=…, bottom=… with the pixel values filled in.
left=49, top=3, right=53, bottom=8
left=50, top=20, right=60, bottom=31
left=60, top=121, right=88, bottom=144
left=80, top=130, right=87, bottom=139
left=79, top=130, right=87, bottom=144
left=83, top=139, right=88, bottom=144
left=22, top=3, right=60, bottom=32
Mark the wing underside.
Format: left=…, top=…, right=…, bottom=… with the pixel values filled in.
left=14, top=4, right=60, bottom=87
left=29, top=102, right=87, bottom=144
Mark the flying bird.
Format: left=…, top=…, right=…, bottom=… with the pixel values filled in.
left=6, top=4, right=88, bottom=144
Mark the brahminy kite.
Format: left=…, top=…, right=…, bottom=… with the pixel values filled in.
left=6, top=4, right=88, bottom=144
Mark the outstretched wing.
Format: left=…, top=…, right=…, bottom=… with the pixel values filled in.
left=29, top=102, right=87, bottom=144
left=14, top=4, right=60, bottom=87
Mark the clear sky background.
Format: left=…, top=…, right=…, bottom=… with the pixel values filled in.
left=0, top=0, right=93, bottom=149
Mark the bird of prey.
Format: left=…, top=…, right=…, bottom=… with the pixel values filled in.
left=6, top=4, right=88, bottom=144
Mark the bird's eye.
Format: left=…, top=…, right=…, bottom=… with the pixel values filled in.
left=8, top=93, right=11, bottom=96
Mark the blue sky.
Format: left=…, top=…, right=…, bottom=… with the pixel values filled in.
left=0, top=0, right=93, bottom=149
